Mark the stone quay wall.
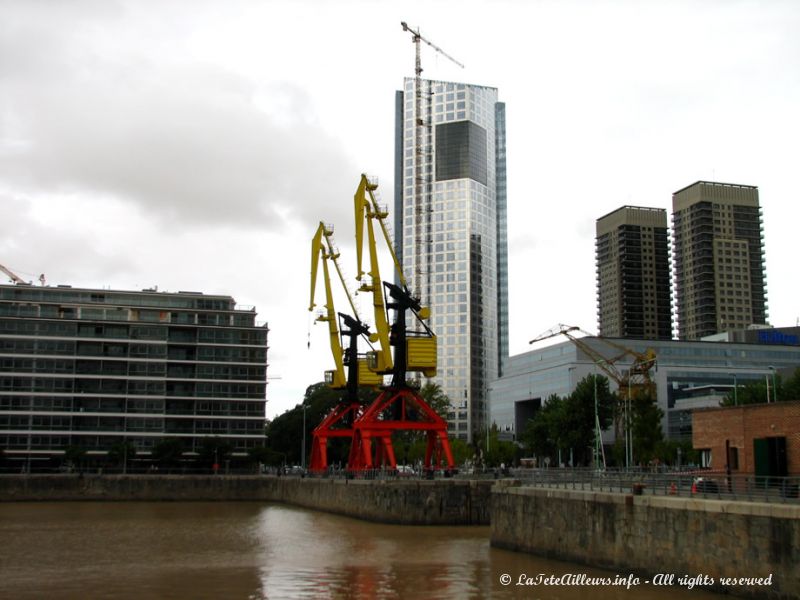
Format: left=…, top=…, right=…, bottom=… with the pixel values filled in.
left=491, top=486, right=800, bottom=600
left=0, top=474, right=493, bottom=525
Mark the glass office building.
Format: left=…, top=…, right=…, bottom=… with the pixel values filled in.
left=395, top=78, right=508, bottom=441
left=0, top=284, right=268, bottom=469
left=490, top=334, right=800, bottom=443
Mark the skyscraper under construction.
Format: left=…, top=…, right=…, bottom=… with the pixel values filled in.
left=394, top=78, right=507, bottom=442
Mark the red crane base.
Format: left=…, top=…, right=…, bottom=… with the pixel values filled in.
left=309, top=401, right=362, bottom=473
left=346, top=386, right=455, bottom=472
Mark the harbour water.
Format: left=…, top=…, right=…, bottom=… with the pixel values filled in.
left=0, top=501, right=725, bottom=599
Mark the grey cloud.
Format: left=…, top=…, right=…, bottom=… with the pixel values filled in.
left=0, top=191, right=139, bottom=284
left=0, top=3, right=356, bottom=232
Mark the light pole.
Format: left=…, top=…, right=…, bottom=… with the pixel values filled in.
left=593, top=364, right=603, bottom=470
left=301, top=404, right=308, bottom=470
left=626, top=371, right=632, bottom=469
left=729, top=372, right=738, bottom=406
left=769, top=366, right=777, bottom=403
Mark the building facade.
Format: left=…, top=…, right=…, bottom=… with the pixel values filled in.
left=672, top=181, right=768, bottom=340
left=693, top=401, right=800, bottom=477
left=490, top=334, right=800, bottom=445
left=0, top=284, right=268, bottom=469
left=596, top=206, right=672, bottom=340
left=394, top=78, right=508, bottom=442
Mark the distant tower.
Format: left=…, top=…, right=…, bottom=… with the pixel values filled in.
left=596, top=206, right=672, bottom=340
left=394, top=78, right=508, bottom=442
left=672, top=181, right=768, bottom=340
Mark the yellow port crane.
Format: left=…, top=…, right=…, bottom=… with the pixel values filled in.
left=529, top=324, right=657, bottom=399
left=309, top=221, right=381, bottom=390
left=353, top=174, right=436, bottom=380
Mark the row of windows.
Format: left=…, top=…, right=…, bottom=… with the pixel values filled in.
left=0, top=377, right=265, bottom=398
left=0, top=435, right=265, bottom=452
left=0, top=395, right=264, bottom=416
left=0, top=357, right=265, bottom=380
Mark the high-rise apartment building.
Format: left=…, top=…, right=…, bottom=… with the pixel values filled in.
left=394, top=78, right=508, bottom=441
left=596, top=206, right=672, bottom=340
left=672, top=181, right=768, bottom=340
left=0, top=284, right=268, bottom=470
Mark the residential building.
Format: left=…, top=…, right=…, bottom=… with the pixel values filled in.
left=672, top=181, right=768, bottom=340
left=490, top=334, right=800, bottom=445
left=394, top=78, right=508, bottom=442
left=0, top=283, right=268, bottom=470
left=596, top=206, right=672, bottom=340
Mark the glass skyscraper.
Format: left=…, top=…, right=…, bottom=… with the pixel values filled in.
left=394, top=78, right=508, bottom=442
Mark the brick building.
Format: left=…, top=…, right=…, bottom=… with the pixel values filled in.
left=692, top=401, right=800, bottom=476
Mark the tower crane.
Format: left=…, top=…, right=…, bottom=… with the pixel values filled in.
left=400, top=22, right=463, bottom=305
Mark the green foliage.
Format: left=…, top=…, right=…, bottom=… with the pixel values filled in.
left=721, top=369, right=800, bottom=406
left=419, top=381, right=451, bottom=419
left=520, top=394, right=564, bottom=458
left=629, top=390, right=664, bottom=464
left=107, top=440, right=136, bottom=466
left=265, top=382, right=347, bottom=465
left=783, top=368, right=800, bottom=401
left=151, top=438, right=184, bottom=467
left=197, top=437, right=232, bottom=467
left=653, top=439, right=698, bottom=466
left=63, top=445, right=87, bottom=470
left=475, top=424, right=521, bottom=468
left=247, top=446, right=286, bottom=466
left=520, top=375, right=615, bottom=466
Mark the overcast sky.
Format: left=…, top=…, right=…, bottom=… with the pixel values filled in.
left=1, top=0, right=798, bottom=418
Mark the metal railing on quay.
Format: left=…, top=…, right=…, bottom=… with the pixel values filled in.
left=508, top=468, right=800, bottom=504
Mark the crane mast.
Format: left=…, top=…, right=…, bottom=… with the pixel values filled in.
left=400, top=22, right=463, bottom=305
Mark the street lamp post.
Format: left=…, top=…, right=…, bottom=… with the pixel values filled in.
left=769, top=366, right=777, bottom=403
left=626, top=374, right=632, bottom=469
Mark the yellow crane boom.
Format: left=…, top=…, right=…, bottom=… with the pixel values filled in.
left=309, top=222, right=351, bottom=389
left=354, top=175, right=398, bottom=373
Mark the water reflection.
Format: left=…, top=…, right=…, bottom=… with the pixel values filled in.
left=0, top=502, right=724, bottom=599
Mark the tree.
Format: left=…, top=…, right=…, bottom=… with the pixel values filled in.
left=419, top=381, right=451, bottom=419
left=63, top=445, right=87, bottom=472
left=520, top=394, right=565, bottom=459
left=561, top=374, right=615, bottom=466
left=152, top=438, right=184, bottom=469
left=247, top=446, right=286, bottom=467
left=108, top=440, right=137, bottom=471
left=628, top=390, right=664, bottom=465
left=779, top=368, right=800, bottom=402
left=197, top=437, right=233, bottom=469
left=265, top=382, right=346, bottom=465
